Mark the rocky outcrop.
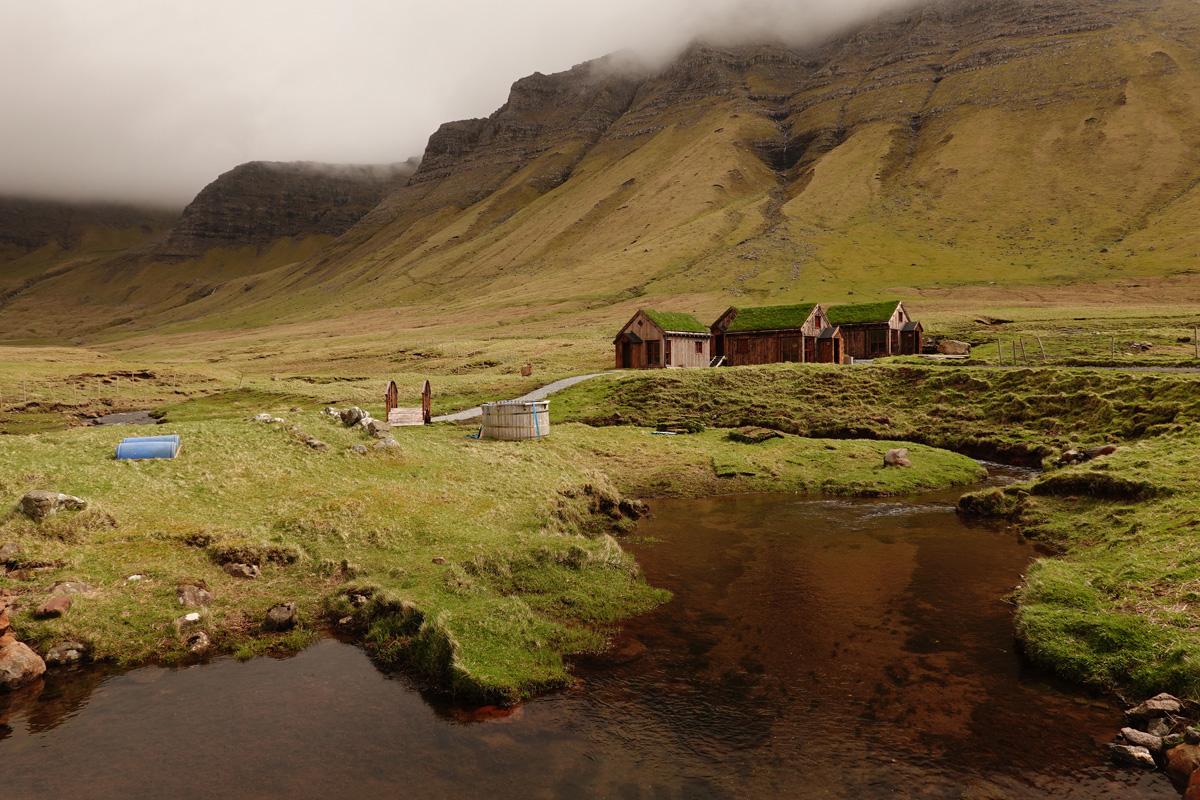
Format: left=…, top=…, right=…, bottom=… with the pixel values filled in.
left=0, top=641, right=46, bottom=692
left=0, top=197, right=178, bottom=259
left=18, top=490, right=88, bottom=522
left=157, top=159, right=417, bottom=258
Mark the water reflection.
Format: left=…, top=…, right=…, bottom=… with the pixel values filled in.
left=0, top=488, right=1175, bottom=799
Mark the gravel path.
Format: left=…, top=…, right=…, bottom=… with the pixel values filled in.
left=431, top=372, right=616, bottom=423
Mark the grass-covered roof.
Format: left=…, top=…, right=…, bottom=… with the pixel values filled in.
left=643, top=310, right=709, bottom=333
left=825, top=300, right=901, bottom=325
left=724, top=303, right=818, bottom=332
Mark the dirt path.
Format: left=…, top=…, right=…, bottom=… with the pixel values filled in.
left=432, top=372, right=615, bottom=423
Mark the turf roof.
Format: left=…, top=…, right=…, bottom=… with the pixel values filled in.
left=643, top=310, right=710, bottom=333
left=724, top=303, right=818, bottom=332
left=825, top=300, right=901, bottom=325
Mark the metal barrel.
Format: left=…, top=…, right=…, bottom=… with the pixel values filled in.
left=119, top=435, right=181, bottom=446
left=115, top=440, right=181, bottom=460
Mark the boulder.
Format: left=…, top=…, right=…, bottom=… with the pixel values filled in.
left=34, top=596, right=72, bottom=618
left=173, top=612, right=203, bottom=634
left=884, top=448, right=911, bottom=467
left=0, top=641, right=47, bottom=693
left=372, top=437, right=401, bottom=452
left=252, top=413, right=274, bottom=423
left=185, top=631, right=210, bottom=654
left=937, top=339, right=972, bottom=356
left=366, top=419, right=391, bottom=437
left=1187, top=726, right=1200, bottom=745
left=0, top=542, right=19, bottom=564
left=176, top=584, right=213, bottom=607
left=223, top=562, right=261, bottom=580
left=263, top=602, right=298, bottom=632
left=1082, top=444, right=1118, bottom=460
left=50, top=581, right=96, bottom=597
left=340, top=407, right=367, bottom=427
left=18, top=490, right=88, bottom=522
left=1166, top=743, right=1200, bottom=784
left=1149, top=717, right=1176, bottom=738
left=0, top=612, right=8, bottom=636
left=306, top=439, right=329, bottom=451
left=1110, top=744, right=1156, bottom=769
left=350, top=444, right=369, bottom=455
left=1186, top=769, right=1200, bottom=800
left=1127, top=692, right=1184, bottom=722
left=1121, top=727, right=1164, bottom=755
left=45, top=640, right=87, bottom=666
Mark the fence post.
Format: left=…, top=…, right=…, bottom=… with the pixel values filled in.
left=1019, top=337, right=1028, bottom=364
left=1111, top=337, right=1115, bottom=360
left=1195, top=328, right=1198, bottom=360
left=23, top=380, right=27, bottom=404
left=1037, top=337, right=1047, bottom=361
left=995, top=338, right=1002, bottom=365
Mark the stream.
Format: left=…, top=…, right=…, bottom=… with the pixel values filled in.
left=0, top=469, right=1174, bottom=799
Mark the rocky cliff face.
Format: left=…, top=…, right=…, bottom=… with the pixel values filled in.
left=0, top=197, right=178, bottom=260
left=157, top=159, right=418, bottom=259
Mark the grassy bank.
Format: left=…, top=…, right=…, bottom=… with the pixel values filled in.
left=958, top=429, right=1200, bottom=697
left=0, top=390, right=982, bottom=702
left=554, top=363, right=1200, bottom=463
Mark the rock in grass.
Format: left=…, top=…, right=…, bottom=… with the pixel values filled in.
left=1121, top=727, right=1164, bottom=755
left=185, top=631, right=210, bottom=654
left=1127, top=693, right=1183, bottom=722
left=252, top=413, right=274, bottom=423
left=728, top=427, right=782, bottom=444
left=0, top=641, right=46, bottom=692
left=1187, top=726, right=1200, bottom=745
left=937, top=339, right=972, bottom=356
left=1110, top=744, right=1156, bottom=769
left=366, top=419, right=391, bottom=437
left=176, top=584, right=213, bottom=607
left=223, top=562, right=260, bottom=580
left=884, top=448, right=912, bottom=467
left=306, top=439, right=329, bottom=451
left=50, top=581, right=96, bottom=597
left=173, top=612, right=203, bottom=634
left=45, top=640, right=87, bottom=666
left=263, top=602, right=298, bottom=632
left=0, top=612, right=9, bottom=636
left=350, top=444, right=369, bottom=455
left=340, top=407, right=367, bottom=427
left=0, top=542, right=19, bottom=564
left=18, top=490, right=87, bottom=522
left=34, top=596, right=72, bottom=618
left=371, top=437, right=400, bottom=451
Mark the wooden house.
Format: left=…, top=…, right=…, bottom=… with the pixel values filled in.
left=614, top=310, right=712, bottom=369
left=824, top=300, right=922, bottom=359
left=710, top=303, right=833, bottom=366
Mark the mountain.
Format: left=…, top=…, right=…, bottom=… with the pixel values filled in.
left=1, top=0, right=1197, bottom=342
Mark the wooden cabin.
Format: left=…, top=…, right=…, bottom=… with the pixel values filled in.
left=614, top=310, right=712, bottom=369
left=710, top=303, right=833, bottom=366
left=824, top=300, right=922, bottom=360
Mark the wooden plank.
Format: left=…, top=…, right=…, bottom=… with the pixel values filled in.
left=388, top=408, right=425, bottom=426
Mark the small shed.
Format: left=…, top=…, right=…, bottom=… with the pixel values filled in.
left=711, top=303, right=830, bottom=366
left=824, top=300, right=922, bottom=359
left=614, top=310, right=713, bottom=369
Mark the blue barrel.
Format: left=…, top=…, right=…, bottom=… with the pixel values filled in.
left=120, top=435, right=181, bottom=446
left=115, top=438, right=181, bottom=460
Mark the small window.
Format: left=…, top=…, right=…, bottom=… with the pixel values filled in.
left=869, top=329, right=887, bottom=355
left=780, top=337, right=801, bottom=363
left=646, top=340, right=661, bottom=366
left=694, top=341, right=703, bottom=354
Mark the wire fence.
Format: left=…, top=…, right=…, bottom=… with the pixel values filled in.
left=969, top=328, right=1200, bottom=365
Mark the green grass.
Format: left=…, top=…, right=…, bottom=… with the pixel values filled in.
left=824, top=300, right=901, bottom=325
left=642, top=310, right=710, bottom=333
left=724, top=303, right=818, bottom=332
left=959, top=429, right=1200, bottom=696
left=0, top=391, right=978, bottom=701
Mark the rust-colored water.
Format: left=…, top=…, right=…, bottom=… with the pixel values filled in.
left=0, top=479, right=1175, bottom=799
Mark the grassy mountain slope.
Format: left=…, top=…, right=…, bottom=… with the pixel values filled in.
left=1, top=0, right=1199, bottom=346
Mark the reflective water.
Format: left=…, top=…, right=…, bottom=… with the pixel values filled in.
left=0, top=481, right=1174, bottom=799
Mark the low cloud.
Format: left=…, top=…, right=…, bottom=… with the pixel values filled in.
left=0, top=0, right=921, bottom=206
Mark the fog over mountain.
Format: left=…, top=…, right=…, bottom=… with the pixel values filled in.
left=0, top=0, right=917, bottom=205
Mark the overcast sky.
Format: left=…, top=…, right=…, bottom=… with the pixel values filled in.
left=0, top=0, right=912, bottom=206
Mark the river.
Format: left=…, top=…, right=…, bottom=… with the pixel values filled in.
left=0, top=472, right=1174, bottom=798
